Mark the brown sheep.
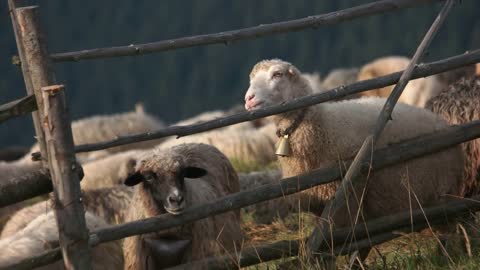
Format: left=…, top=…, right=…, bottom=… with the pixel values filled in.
left=123, top=143, right=242, bottom=270
left=426, top=76, right=480, bottom=197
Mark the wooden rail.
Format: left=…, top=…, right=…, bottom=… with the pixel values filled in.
left=50, top=0, right=442, bottom=62
left=63, top=49, right=480, bottom=155
left=0, top=95, right=36, bottom=124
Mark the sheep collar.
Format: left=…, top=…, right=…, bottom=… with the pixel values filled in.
left=275, top=108, right=308, bottom=138
left=274, top=108, right=308, bottom=157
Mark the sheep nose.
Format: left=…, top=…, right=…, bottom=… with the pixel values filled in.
left=168, top=194, right=184, bottom=204
left=245, top=94, right=255, bottom=102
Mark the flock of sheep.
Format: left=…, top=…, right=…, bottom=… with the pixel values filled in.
left=0, top=56, right=479, bottom=269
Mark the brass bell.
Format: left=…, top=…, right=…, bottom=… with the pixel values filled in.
left=275, top=134, right=292, bottom=157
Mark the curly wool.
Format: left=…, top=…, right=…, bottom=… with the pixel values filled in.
left=426, top=76, right=480, bottom=196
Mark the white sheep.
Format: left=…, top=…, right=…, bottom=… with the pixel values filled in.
left=159, top=122, right=277, bottom=170
left=123, top=143, right=242, bottom=269
left=80, top=150, right=142, bottom=190
left=244, top=59, right=464, bottom=257
left=23, top=109, right=165, bottom=163
left=1, top=186, right=134, bottom=237
left=301, top=72, right=325, bottom=93
left=0, top=159, right=45, bottom=229
left=321, top=67, right=359, bottom=91
left=0, top=210, right=123, bottom=270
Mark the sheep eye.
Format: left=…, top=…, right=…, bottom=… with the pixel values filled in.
left=272, top=72, right=283, bottom=78
left=144, top=172, right=156, bottom=183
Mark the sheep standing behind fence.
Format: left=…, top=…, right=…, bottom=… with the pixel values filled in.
left=122, top=143, right=242, bottom=269
left=244, top=59, right=464, bottom=259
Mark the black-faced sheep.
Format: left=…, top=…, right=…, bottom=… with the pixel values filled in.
left=426, top=76, right=480, bottom=197
left=0, top=210, right=123, bottom=270
left=122, top=143, right=242, bottom=270
left=357, top=56, right=475, bottom=108
left=244, top=59, right=464, bottom=233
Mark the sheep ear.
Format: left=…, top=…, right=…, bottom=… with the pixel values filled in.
left=287, top=67, right=297, bottom=78
left=182, top=166, right=207, bottom=179
left=124, top=171, right=144, bottom=186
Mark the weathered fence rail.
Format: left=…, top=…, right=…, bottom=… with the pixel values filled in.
left=50, top=0, right=443, bottom=62
left=68, top=49, right=480, bottom=154
left=5, top=49, right=479, bottom=147
left=0, top=94, right=36, bottom=124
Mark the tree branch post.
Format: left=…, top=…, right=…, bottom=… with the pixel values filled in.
left=41, top=84, right=92, bottom=269
left=306, top=0, right=456, bottom=264
left=8, top=1, right=48, bottom=166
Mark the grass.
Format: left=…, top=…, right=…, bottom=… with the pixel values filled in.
left=236, top=159, right=480, bottom=269
left=230, top=159, right=279, bottom=173
left=239, top=207, right=480, bottom=269
left=240, top=210, right=480, bottom=269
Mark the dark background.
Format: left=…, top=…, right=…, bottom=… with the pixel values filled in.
left=1, top=0, right=479, bottom=148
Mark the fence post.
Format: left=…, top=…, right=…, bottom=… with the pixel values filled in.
left=13, top=5, right=93, bottom=269
left=8, top=0, right=48, bottom=167
left=41, top=84, right=93, bottom=269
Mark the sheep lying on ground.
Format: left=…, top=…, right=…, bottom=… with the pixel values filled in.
left=302, top=68, right=360, bottom=100
left=321, top=67, right=359, bottom=91
left=0, top=159, right=44, bottom=229
left=0, top=211, right=123, bottom=270
left=239, top=169, right=291, bottom=223
left=80, top=150, right=142, bottom=190
left=23, top=109, right=164, bottom=163
left=302, top=72, right=324, bottom=93
left=1, top=185, right=133, bottom=237
left=426, top=76, right=480, bottom=197
left=357, top=56, right=475, bottom=108
left=244, top=59, right=464, bottom=257
left=159, top=122, right=276, bottom=170
left=123, top=143, right=242, bottom=269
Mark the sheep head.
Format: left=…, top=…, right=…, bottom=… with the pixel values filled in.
left=245, top=59, right=311, bottom=111
left=124, top=154, right=207, bottom=215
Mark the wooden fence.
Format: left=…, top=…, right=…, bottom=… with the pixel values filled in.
left=2, top=0, right=480, bottom=269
